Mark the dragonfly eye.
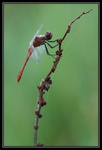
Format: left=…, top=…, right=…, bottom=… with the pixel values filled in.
left=45, top=32, right=53, bottom=40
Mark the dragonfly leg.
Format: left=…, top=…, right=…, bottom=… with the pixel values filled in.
left=44, top=44, right=56, bottom=58
left=45, top=41, right=59, bottom=49
left=47, top=40, right=57, bottom=43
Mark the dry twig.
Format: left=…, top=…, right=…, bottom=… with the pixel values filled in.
left=34, top=9, right=92, bottom=146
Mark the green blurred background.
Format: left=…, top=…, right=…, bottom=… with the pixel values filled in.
left=4, top=3, right=98, bottom=147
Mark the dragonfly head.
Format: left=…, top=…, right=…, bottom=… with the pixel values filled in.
left=45, top=32, right=53, bottom=40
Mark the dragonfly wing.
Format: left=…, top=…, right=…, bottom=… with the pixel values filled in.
left=29, top=24, right=43, bottom=47
left=30, top=45, right=45, bottom=64
left=30, top=47, right=41, bottom=64
left=37, top=45, right=45, bottom=55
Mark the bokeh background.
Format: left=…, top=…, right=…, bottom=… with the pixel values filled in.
left=4, top=3, right=99, bottom=147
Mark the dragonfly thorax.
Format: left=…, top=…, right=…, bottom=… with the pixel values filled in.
left=45, top=32, right=53, bottom=40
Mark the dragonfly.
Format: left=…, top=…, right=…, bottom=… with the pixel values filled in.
left=17, top=25, right=59, bottom=83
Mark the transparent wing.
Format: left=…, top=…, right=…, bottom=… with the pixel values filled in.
left=37, top=44, right=45, bottom=55
left=29, top=24, right=43, bottom=47
left=29, top=24, right=45, bottom=64
left=30, top=47, right=40, bottom=64
left=30, top=45, right=45, bottom=64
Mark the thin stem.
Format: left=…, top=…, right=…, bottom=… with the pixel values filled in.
left=61, top=9, right=92, bottom=42
left=34, top=130, right=37, bottom=146
left=34, top=9, right=92, bottom=146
